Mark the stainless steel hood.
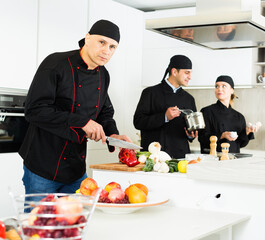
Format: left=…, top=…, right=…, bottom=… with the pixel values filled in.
left=146, top=0, right=265, bottom=50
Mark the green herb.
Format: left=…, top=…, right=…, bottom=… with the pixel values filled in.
left=142, top=158, right=154, bottom=172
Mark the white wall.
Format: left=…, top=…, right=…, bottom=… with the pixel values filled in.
left=0, top=0, right=38, bottom=89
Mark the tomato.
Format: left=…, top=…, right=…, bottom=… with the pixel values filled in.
left=0, top=220, right=6, bottom=239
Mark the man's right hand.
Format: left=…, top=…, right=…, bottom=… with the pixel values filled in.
left=82, top=120, right=106, bottom=143
left=165, top=106, right=181, bottom=121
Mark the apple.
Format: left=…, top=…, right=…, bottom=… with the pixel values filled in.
left=108, top=188, right=125, bottom=202
left=104, top=182, right=121, bottom=193
left=55, top=196, right=83, bottom=225
left=80, top=178, right=98, bottom=196
left=28, top=206, right=40, bottom=225
left=91, top=188, right=108, bottom=198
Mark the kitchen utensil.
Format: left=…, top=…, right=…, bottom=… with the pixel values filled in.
left=220, top=143, right=230, bottom=160
left=184, top=112, right=205, bottom=131
left=257, top=74, right=265, bottom=83
left=89, top=162, right=145, bottom=172
left=179, top=108, right=193, bottom=115
left=106, top=136, right=142, bottom=150
left=209, top=136, right=218, bottom=156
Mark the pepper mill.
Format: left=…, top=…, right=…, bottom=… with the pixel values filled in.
left=220, top=143, right=230, bottom=160
left=209, top=136, right=218, bottom=156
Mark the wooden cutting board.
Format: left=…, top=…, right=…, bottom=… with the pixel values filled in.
left=89, top=162, right=145, bottom=172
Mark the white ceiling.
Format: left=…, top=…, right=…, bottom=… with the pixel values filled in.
left=112, top=0, right=196, bottom=11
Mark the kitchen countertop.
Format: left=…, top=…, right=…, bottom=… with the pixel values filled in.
left=187, top=156, right=265, bottom=186
left=86, top=205, right=249, bottom=240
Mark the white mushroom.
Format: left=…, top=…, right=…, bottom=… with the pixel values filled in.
left=148, top=142, right=161, bottom=154
left=157, top=151, right=171, bottom=162
left=153, top=162, right=161, bottom=172
left=158, top=162, right=170, bottom=173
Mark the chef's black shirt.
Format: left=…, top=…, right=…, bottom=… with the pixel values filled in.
left=198, top=100, right=254, bottom=153
left=133, top=80, right=197, bottom=158
left=19, top=50, right=118, bottom=184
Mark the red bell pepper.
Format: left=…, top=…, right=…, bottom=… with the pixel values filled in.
left=119, top=148, right=140, bottom=167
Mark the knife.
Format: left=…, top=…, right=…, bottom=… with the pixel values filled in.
left=106, top=136, right=142, bottom=150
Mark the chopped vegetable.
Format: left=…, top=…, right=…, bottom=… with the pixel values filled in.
left=0, top=220, right=6, bottom=239
left=166, top=159, right=180, bottom=173
left=138, top=155, right=147, bottom=163
left=136, top=151, right=151, bottom=158
left=142, top=158, right=155, bottom=172
left=119, top=148, right=140, bottom=167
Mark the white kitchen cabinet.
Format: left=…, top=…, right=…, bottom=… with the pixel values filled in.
left=0, top=153, right=24, bottom=218
left=0, top=0, right=38, bottom=89
left=255, top=47, right=265, bottom=84
left=37, top=0, right=89, bottom=65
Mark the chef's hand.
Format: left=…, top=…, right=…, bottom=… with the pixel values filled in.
left=166, top=106, right=181, bottom=121
left=220, top=131, right=238, bottom=141
left=185, top=128, right=198, bottom=139
left=246, top=125, right=258, bottom=135
left=110, top=134, right=132, bottom=143
left=82, top=120, right=106, bottom=143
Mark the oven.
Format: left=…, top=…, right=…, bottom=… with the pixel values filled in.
left=0, top=91, right=29, bottom=153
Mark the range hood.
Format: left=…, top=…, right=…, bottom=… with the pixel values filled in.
left=146, top=0, right=265, bottom=50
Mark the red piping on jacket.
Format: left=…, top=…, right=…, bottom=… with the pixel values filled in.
left=53, top=58, right=76, bottom=181
left=53, top=140, right=68, bottom=181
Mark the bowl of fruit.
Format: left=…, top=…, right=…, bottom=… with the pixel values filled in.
left=12, top=192, right=100, bottom=239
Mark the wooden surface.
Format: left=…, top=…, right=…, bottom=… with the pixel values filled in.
left=89, top=162, right=145, bottom=172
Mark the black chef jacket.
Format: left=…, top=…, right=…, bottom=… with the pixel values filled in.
left=133, top=80, right=197, bottom=158
left=19, top=50, right=119, bottom=184
left=198, top=100, right=254, bottom=153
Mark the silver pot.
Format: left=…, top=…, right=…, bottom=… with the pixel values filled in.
left=184, top=112, right=205, bottom=131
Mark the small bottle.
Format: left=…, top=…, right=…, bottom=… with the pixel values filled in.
left=209, top=136, right=218, bottom=157
left=220, top=143, right=230, bottom=160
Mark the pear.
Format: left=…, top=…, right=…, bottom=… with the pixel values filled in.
left=128, top=185, right=147, bottom=204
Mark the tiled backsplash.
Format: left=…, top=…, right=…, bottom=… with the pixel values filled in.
left=186, top=87, right=265, bottom=151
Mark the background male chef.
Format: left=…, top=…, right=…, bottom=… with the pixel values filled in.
left=134, top=55, right=197, bottom=158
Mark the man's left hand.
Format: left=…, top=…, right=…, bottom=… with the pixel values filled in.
left=109, top=134, right=132, bottom=143
left=185, top=128, right=198, bottom=139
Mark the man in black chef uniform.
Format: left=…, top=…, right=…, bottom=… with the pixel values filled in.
left=19, top=19, right=131, bottom=195
left=134, top=55, right=197, bottom=159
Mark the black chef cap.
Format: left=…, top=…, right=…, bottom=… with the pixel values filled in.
left=162, top=55, right=192, bottom=80
left=215, top=75, right=234, bottom=89
left=78, top=19, right=120, bottom=48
